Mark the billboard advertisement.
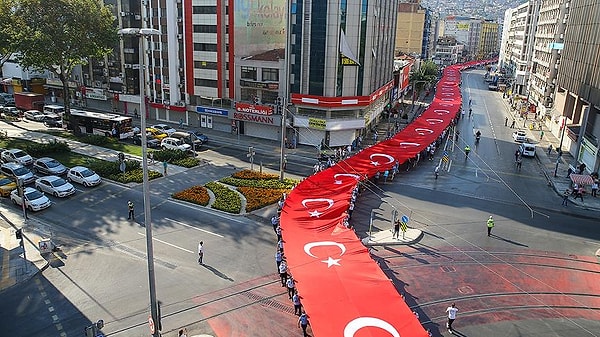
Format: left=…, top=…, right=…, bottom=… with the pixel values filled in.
left=234, top=0, right=287, bottom=57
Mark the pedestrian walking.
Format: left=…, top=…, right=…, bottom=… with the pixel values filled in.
left=276, top=226, right=282, bottom=241
left=540, top=130, right=544, bottom=140
left=275, top=247, right=284, bottom=264
left=127, top=200, right=134, bottom=220
left=149, top=151, right=154, bottom=164
left=286, top=276, right=295, bottom=299
left=163, top=161, right=168, bottom=176
left=298, top=312, right=310, bottom=337
left=434, top=165, right=440, bottom=180
left=562, top=189, right=570, bottom=206
left=292, top=291, right=302, bottom=315
left=179, top=118, right=184, bottom=129
left=393, top=219, right=400, bottom=239
left=514, top=149, right=520, bottom=162
left=487, top=216, right=495, bottom=236
left=510, top=119, right=516, bottom=128
left=592, top=180, right=598, bottom=197
left=271, top=215, right=280, bottom=233
left=574, top=186, right=584, bottom=202
left=348, top=202, right=355, bottom=218
left=516, top=156, right=522, bottom=170
left=505, top=116, right=508, bottom=126
left=198, top=241, right=204, bottom=265
left=279, top=261, right=288, bottom=287
left=178, top=328, right=188, bottom=337
left=446, top=303, right=459, bottom=334
left=547, top=144, right=553, bottom=155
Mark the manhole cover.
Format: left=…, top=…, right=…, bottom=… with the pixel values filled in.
left=440, top=265, right=456, bottom=273
left=458, top=286, right=473, bottom=294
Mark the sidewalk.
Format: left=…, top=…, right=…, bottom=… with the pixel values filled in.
left=499, top=98, right=600, bottom=212
left=0, top=210, right=50, bottom=293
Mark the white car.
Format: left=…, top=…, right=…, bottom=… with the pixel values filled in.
left=10, top=187, right=51, bottom=211
left=35, top=176, right=75, bottom=197
left=67, top=166, right=102, bottom=187
left=151, top=124, right=177, bottom=136
left=1, top=149, right=34, bottom=166
left=24, top=110, right=46, bottom=121
left=161, top=137, right=192, bottom=152
left=512, top=130, right=527, bottom=142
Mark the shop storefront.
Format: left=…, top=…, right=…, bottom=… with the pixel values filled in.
left=233, top=102, right=282, bottom=141
left=196, top=106, right=230, bottom=132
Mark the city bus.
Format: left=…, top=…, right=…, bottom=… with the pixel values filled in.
left=70, top=109, right=134, bottom=140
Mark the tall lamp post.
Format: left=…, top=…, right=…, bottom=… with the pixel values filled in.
left=118, top=27, right=161, bottom=337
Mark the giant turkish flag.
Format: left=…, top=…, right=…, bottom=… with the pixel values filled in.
left=280, top=61, right=493, bottom=337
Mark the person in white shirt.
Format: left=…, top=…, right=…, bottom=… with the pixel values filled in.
left=446, top=303, right=459, bottom=333
left=197, top=241, right=204, bottom=265
left=278, top=261, right=288, bottom=287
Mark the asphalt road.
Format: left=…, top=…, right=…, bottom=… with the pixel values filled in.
left=1, top=69, right=599, bottom=337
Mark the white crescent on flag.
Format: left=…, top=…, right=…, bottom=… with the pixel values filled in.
left=369, top=153, right=395, bottom=166
left=399, top=142, right=420, bottom=149
left=414, top=128, right=434, bottom=135
left=301, top=198, right=335, bottom=217
left=344, top=317, right=401, bottom=337
left=304, top=241, right=347, bottom=267
left=426, top=118, right=444, bottom=125
left=434, top=109, right=450, bottom=115
left=333, top=173, right=361, bottom=184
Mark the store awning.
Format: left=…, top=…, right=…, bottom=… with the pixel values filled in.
left=570, top=173, right=594, bottom=186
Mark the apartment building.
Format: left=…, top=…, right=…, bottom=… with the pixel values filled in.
left=395, top=0, right=427, bottom=57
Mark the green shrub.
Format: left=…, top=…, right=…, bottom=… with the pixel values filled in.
left=152, top=149, right=189, bottom=162
left=108, top=169, right=162, bottom=183
left=205, top=181, right=242, bottom=213
left=88, top=159, right=140, bottom=177
left=219, top=176, right=297, bottom=189
left=25, top=139, right=70, bottom=157
left=172, top=157, right=200, bottom=168
left=79, top=134, right=117, bottom=146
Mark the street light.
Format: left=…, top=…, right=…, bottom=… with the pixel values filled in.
left=118, top=27, right=161, bottom=337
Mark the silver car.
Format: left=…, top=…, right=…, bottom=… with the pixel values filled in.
left=33, top=157, right=68, bottom=176
left=35, top=176, right=75, bottom=197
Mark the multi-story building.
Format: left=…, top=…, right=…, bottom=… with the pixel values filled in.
left=477, top=20, right=500, bottom=60
left=289, top=0, right=399, bottom=147
left=528, top=0, right=568, bottom=116
left=439, top=16, right=482, bottom=61
left=395, top=0, right=427, bottom=57
left=502, top=1, right=541, bottom=96
left=554, top=0, right=600, bottom=173
left=432, top=36, right=463, bottom=66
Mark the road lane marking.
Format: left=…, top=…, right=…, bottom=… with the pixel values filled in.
left=165, top=217, right=225, bottom=238
left=137, top=232, right=195, bottom=253
left=165, top=199, right=247, bottom=224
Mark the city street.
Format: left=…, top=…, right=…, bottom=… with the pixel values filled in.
left=1, top=69, right=599, bottom=337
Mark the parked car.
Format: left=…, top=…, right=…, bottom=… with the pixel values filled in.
left=0, top=162, right=35, bottom=184
left=24, top=109, right=46, bottom=121
left=152, top=124, right=176, bottom=136
left=33, top=157, right=68, bottom=176
left=160, top=137, right=192, bottom=152
left=10, top=187, right=51, bottom=211
left=67, top=166, right=102, bottom=187
left=43, top=115, right=63, bottom=127
left=191, top=131, right=209, bottom=144
left=512, top=130, right=527, bottom=142
left=2, top=106, right=20, bottom=116
left=35, top=175, right=75, bottom=197
left=146, top=127, right=168, bottom=140
left=1, top=149, right=34, bottom=166
left=518, top=143, right=536, bottom=157
left=0, top=92, right=15, bottom=105
left=132, top=134, right=160, bottom=148
left=0, top=175, right=17, bottom=197
left=170, top=131, right=203, bottom=149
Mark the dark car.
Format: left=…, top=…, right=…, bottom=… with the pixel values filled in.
left=132, top=134, right=160, bottom=148
left=191, top=131, right=209, bottom=144
left=43, top=115, right=63, bottom=127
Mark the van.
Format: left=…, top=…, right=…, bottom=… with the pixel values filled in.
left=519, top=143, right=536, bottom=157
left=43, top=105, right=65, bottom=116
left=170, top=131, right=203, bottom=149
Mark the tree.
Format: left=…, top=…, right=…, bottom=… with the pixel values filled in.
left=409, top=60, right=439, bottom=98
left=0, top=0, right=18, bottom=69
left=13, top=0, right=116, bottom=127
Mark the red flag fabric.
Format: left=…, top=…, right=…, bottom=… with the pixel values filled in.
left=280, top=61, right=493, bottom=337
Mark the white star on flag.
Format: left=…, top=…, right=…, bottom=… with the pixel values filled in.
left=309, top=210, right=322, bottom=217
left=371, top=161, right=380, bottom=166
left=322, top=256, right=341, bottom=267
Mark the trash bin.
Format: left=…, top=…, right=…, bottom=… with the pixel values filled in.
left=38, top=239, right=52, bottom=254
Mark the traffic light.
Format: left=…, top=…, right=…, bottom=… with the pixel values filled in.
left=15, top=229, right=22, bottom=240
left=276, top=96, right=283, bottom=106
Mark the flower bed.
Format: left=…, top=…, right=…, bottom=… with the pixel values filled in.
left=205, top=181, right=242, bottom=214
left=232, top=170, right=279, bottom=180
left=238, top=187, right=288, bottom=212
left=172, top=186, right=210, bottom=206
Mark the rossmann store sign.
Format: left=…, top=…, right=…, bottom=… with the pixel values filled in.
left=234, top=102, right=280, bottom=125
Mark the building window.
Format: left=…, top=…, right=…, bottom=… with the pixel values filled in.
left=194, top=61, right=218, bottom=69
left=194, top=79, right=218, bottom=87
left=241, top=66, right=257, bottom=80
left=262, top=68, right=279, bottom=81
left=262, top=90, right=278, bottom=104
left=193, top=25, right=218, bottom=34
left=193, top=43, right=218, bottom=52
left=192, top=6, right=217, bottom=14
left=241, top=88, right=258, bottom=101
